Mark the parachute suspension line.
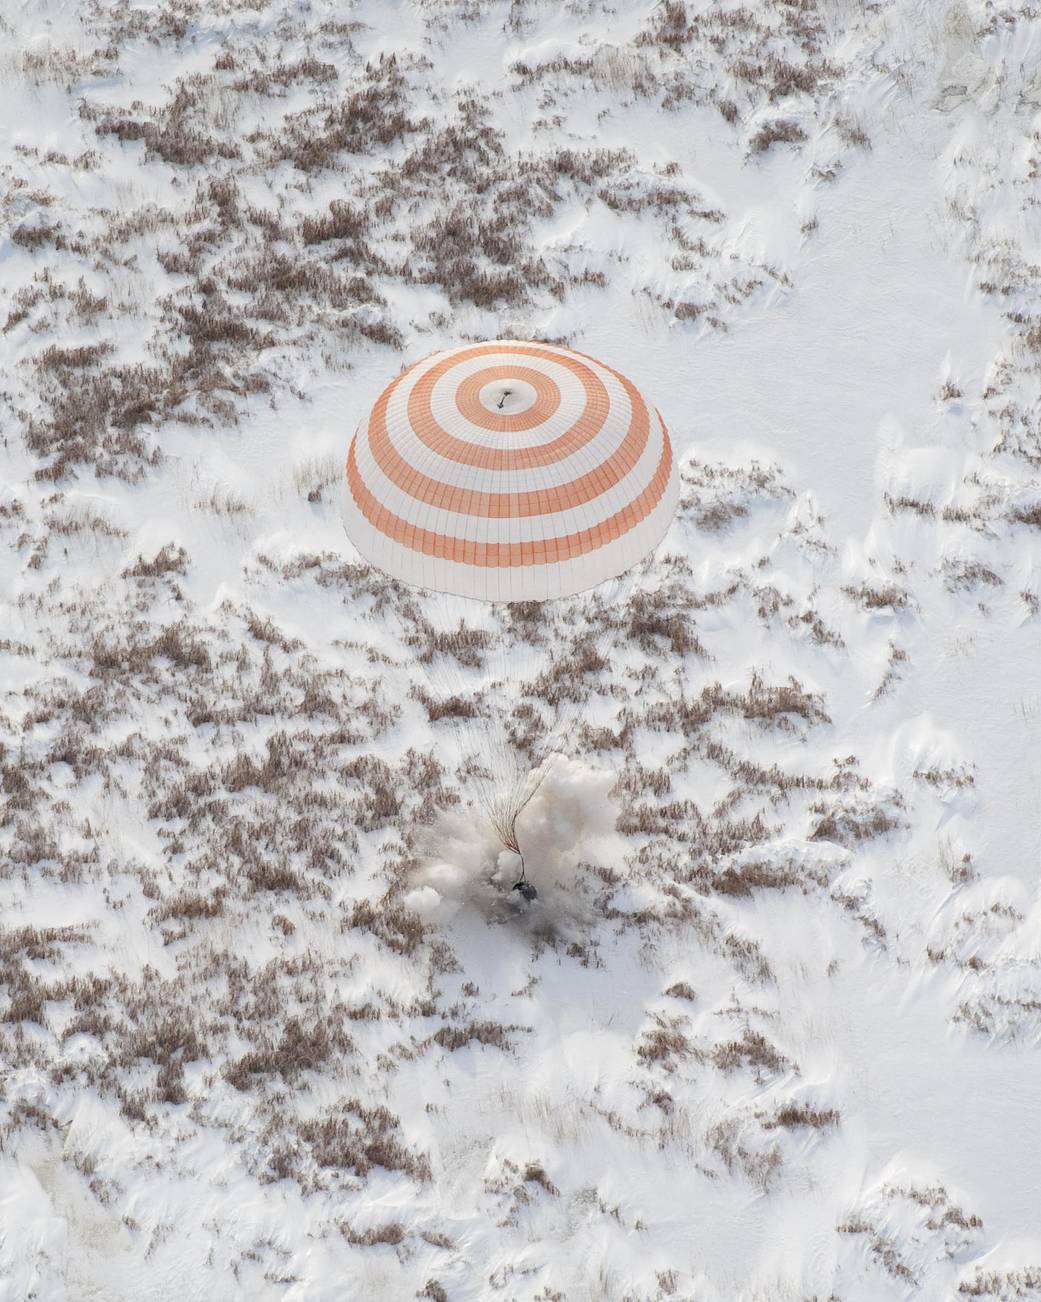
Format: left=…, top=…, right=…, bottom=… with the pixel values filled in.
left=393, top=589, right=550, bottom=865
left=486, top=752, right=549, bottom=859
left=509, top=843, right=536, bottom=898
left=389, top=595, right=536, bottom=862
left=407, top=566, right=647, bottom=863
left=380, top=558, right=657, bottom=873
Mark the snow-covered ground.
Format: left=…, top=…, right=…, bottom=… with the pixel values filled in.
left=1, top=1, right=1041, bottom=1298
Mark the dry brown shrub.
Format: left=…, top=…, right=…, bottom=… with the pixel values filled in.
left=0, top=1099, right=63, bottom=1143
left=611, top=763, right=671, bottom=800
left=12, top=222, right=65, bottom=251
left=88, top=84, right=242, bottom=166
left=636, top=0, right=693, bottom=50
left=706, top=1114, right=784, bottom=1187
left=411, top=686, right=478, bottom=722
left=418, top=1282, right=449, bottom=1302
left=579, top=723, right=630, bottom=752
left=410, top=622, right=491, bottom=668
left=225, top=1018, right=343, bottom=1091
left=298, top=1101, right=431, bottom=1182
left=245, top=859, right=309, bottom=895
left=958, top=1268, right=1041, bottom=1297
left=123, top=544, right=188, bottom=577
left=300, top=201, right=369, bottom=245
left=733, top=55, right=840, bottom=100
left=664, top=981, right=697, bottom=1001
left=432, top=1021, right=517, bottom=1052
left=3, top=980, right=52, bottom=1026
left=245, top=613, right=303, bottom=652
left=637, top=1021, right=691, bottom=1067
left=711, top=1028, right=788, bottom=1074
left=342, top=755, right=404, bottom=830
left=150, top=891, right=225, bottom=923
left=884, top=493, right=935, bottom=516
left=37, top=343, right=114, bottom=370
left=527, top=638, right=608, bottom=706
left=691, top=859, right=805, bottom=897
left=273, top=54, right=428, bottom=173
left=696, top=672, right=826, bottom=731
left=345, top=899, right=425, bottom=955
left=809, top=801, right=902, bottom=846
left=504, top=601, right=545, bottom=638
left=836, top=115, right=870, bottom=148
left=742, top=672, right=827, bottom=722
left=942, top=562, right=999, bottom=593
left=842, top=581, right=910, bottom=611
left=0, top=925, right=88, bottom=964
left=90, top=622, right=211, bottom=677
left=223, top=733, right=299, bottom=794
left=612, top=796, right=686, bottom=839
left=358, top=318, right=405, bottom=348
left=522, top=1162, right=559, bottom=1195
left=762, top=1103, right=838, bottom=1129
left=231, top=58, right=336, bottom=95
left=341, top=1222, right=405, bottom=1247
left=117, top=1010, right=210, bottom=1105
left=749, top=119, right=807, bottom=154
left=511, top=55, right=595, bottom=82
left=626, top=589, right=705, bottom=655
left=28, top=359, right=164, bottom=481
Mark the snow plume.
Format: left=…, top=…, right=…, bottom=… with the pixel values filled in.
left=407, top=756, right=618, bottom=936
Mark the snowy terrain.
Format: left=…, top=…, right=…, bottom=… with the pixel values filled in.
left=1, top=0, right=1041, bottom=1298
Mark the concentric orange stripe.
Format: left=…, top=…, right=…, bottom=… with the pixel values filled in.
left=367, top=374, right=650, bottom=519
left=346, top=418, right=673, bottom=567
left=455, top=365, right=561, bottom=432
left=400, top=343, right=615, bottom=469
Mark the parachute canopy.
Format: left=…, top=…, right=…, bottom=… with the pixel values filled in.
left=342, top=340, right=678, bottom=602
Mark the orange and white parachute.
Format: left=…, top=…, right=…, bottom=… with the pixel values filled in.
left=341, top=340, right=679, bottom=857
left=342, top=340, right=678, bottom=602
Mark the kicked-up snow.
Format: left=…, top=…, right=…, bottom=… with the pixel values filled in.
left=1, top=1, right=1040, bottom=1299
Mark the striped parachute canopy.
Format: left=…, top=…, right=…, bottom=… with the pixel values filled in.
left=342, top=340, right=678, bottom=602
left=341, top=340, right=679, bottom=863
